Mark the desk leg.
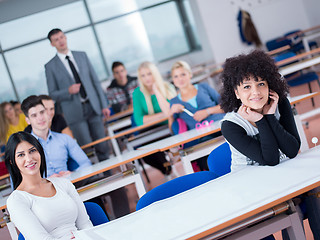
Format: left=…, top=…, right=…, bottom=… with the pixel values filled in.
left=293, top=114, right=309, bottom=152
left=181, top=155, right=195, bottom=174
left=3, top=209, right=18, bottom=240
left=133, top=174, right=147, bottom=198
left=107, top=128, right=121, bottom=157
left=7, top=221, right=18, bottom=240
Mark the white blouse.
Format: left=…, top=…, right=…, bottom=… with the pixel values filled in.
left=7, top=177, right=93, bottom=240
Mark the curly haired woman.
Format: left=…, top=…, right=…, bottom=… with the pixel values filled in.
left=220, top=50, right=320, bottom=240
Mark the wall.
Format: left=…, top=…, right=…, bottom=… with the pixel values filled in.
left=303, top=0, right=320, bottom=27
left=192, top=0, right=312, bottom=63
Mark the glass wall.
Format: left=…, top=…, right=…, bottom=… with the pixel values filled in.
left=0, top=0, right=200, bottom=101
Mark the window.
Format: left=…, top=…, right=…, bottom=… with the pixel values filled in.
left=0, top=0, right=200, bottom=100
left=0, top=55, right=16, bottom=102
left=87, top=0, right=167, bottom=22
left=4, top=40, right=55, bottom=100
left=0, top=1, right=89, bottom=50
left=95, top=12, right=154, bottom=73
left=141, top=2, right=190, bottom=61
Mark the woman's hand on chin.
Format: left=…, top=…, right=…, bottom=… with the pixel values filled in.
left=263, top=90, right=279, bottom=115
left=238, top=104, right=263, bottom=122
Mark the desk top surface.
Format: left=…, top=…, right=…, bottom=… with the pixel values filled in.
left=74, top=146, right=320, bottom=240
left=139, top=121, right=221, bottom=151
left=289, top=91, right=320, bottom=105
left=69, top=148, right=158, bottom=183
left=279, top=54, right=320, bottom=76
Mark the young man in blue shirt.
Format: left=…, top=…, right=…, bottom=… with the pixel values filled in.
left=21, top=95, right=130, bottom=218
left=21, top=95, right=91, bottom=177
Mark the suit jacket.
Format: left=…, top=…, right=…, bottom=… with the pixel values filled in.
left=45, top=51, right=107, bottom=125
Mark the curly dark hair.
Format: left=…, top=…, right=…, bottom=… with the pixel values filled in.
left=220, top=50, right=289, bottom=113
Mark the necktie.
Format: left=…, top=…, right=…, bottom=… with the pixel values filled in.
left=65, top=55, right=87, bottom=99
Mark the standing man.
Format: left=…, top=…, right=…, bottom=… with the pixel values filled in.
left=106, top=62, right=138, bottom=113
left=45, top=28, right=110, bottom=161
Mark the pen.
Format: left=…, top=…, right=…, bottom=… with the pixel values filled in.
left=182, top=108, right=194, bottom=117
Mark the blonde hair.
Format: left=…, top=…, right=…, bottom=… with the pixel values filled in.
left=138, top=61, right=176, bottom=114
left=171, top=60, right=192, bottom=76
left=0, top=102, right=14, bottom=143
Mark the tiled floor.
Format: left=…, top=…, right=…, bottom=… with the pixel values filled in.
left=1, top=78, right=319, bottom=240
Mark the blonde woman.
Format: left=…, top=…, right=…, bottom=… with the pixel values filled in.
left=133, top=61, right=176, bottom=126
left=169, top=61, right=225, bottom=171
left=0, top=102, right=28, bottom=144
left=169, top=61, right=224, bottom=130
left=132, top=61, right=177, bottom=177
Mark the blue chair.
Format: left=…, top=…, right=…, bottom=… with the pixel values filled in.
left=266, top=37, right=291, bottom=51
left=171, top=118, right=199, bottom=149
left=84, top=201, right=109, bottom=226
left=284, top=29, right=318, bottom=53
left=18, top=202, right=108, bottom=240
left=136, top=171, right=217, bottom=211
left=207, top=142, right=232, bottom=178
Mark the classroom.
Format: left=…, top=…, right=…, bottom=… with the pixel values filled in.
left=0, top=0, right=320, bottom=239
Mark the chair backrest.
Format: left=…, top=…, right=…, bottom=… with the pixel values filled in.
left=84, top=202, right=109, bottom=226
left=273, top=51, right=296, bottom=63
left=67, top=158, right=80, bottom=171
left=207, top=142, right=232, bottom=178
left=136, top=171, right=217, bottom=211
left=266, top=37, right=291, bottom=51
left=171, top=118, right=199, bottom=149
left=18, top=201, right=108, bottom=240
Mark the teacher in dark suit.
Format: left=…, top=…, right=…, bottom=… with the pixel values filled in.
left=45, top=28, right=110, bottom=162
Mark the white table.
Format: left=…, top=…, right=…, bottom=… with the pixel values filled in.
left=68, top=149, right=158, bottom=201
left=139, top=120, right=221, bottom=151
left=74, top=146, right=320, bottom=240
left=279, top=55, right=320, bottom=76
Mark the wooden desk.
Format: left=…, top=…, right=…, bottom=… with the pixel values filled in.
left=279, top=54, right=320, bottom=76
left=74, top=146, right=320, bottom=240
left=139, top=120, right=221, bottom=152
left=0, top=173, right=9, bottom=181
left=68, top=149, right=160, bottom=202
left=105, top=108, right=133, bottom=123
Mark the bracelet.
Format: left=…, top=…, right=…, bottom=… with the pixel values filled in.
left=206, top=108, right=210, bottom=115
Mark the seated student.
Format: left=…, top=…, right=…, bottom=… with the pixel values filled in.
left=10, top=100, right=23, bottom=115
left=169, top=60, right=225, bottom=170
left=21, top=95, right=91, bottom=177
left=25, top=95, right=73, bottom=138
left=169, top=60, right=225, bottom=129
left=5, top=131, right=93, bottom=240
left=220, top=50, right=320, bottom=239
left=0, top=102, right=28, bottom=144
left=106, top=61, right=138, bottom=113
left=133, top=61, right=177, bottom=178
left=21, top=95, right=131, bottom=218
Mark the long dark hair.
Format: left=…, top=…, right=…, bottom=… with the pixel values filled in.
left=5, top=132, right=47, bottom=189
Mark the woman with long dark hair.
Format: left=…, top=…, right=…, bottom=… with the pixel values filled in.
left=5, top=131, right=92, bottom=239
